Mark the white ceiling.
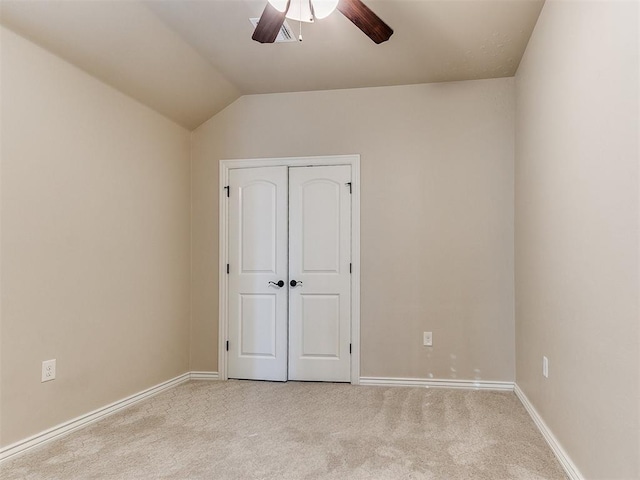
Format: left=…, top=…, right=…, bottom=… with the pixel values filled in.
left=0, top=0, right=544, bottom=130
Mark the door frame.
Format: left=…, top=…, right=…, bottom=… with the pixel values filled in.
left=218, top=155, right=361, bottom=384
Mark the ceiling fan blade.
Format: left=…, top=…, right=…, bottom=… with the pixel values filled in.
left=252, top=1, right=290, bottom=43
left=337, top=0, right=393, bottom=44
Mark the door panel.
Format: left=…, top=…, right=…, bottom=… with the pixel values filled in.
left=228, top=166, right=288, bottom=381
left=239, top=294, right=277, bottom=357
left=300, top=294, right=340, bottom=357
left=302, top=181, right=341, bottom=273
left=289, top=165, right=351, bottom=382
left=240, top=182, right=278, bottom=273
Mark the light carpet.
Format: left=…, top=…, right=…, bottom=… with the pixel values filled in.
left=2, top=380, right=567, bottom=479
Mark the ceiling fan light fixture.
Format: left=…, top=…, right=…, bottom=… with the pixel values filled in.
left=285, top=0, right=314, bottom=23
left=267, top=0, right=338, bottom=23
left=311, top=0, right=340, bottom=19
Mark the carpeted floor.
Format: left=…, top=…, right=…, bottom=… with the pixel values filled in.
left=2, top=380, right=567, bottom=479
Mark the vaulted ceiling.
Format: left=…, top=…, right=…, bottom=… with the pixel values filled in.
left=0, top=0, right=544, bottom=130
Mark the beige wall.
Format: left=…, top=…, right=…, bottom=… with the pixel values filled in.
left=0, top=28, right=191, bottom=446
left=515, top=1, right=639, bottom=478
left=191, top=79, right=516, bottom=381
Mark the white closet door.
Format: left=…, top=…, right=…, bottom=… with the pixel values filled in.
left=227, top=166, right=288, bottom=381
left=288, top=166, right=352, bottom=382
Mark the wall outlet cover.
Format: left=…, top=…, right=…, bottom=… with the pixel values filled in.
left=42, top=359, right=56, bottom=382
left=423, top=331, right=433, bottom=347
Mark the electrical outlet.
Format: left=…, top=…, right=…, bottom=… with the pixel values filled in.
left=423, top=331, right=433, bottom=347
left=542, top=356, right=549, bottom=378
left=42, top=359, right=56, bottom=382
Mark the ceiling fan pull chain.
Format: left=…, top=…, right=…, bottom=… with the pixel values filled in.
left=298, top=0, right=303, bottom=41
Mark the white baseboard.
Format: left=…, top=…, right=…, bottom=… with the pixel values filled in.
left=359, top=376, right=514, bottom=391
left=514, top=384, right=584, bottom=480
left=189, top=371, right=219, bottom=380
left=0, top=372, right=193, bottom=463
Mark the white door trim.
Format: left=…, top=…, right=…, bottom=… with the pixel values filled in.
left=218, top=155, right=361, bottom=384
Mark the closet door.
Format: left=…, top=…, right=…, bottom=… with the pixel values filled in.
left=227, top=166, right=288, bottom=381
left=288, top=166, right=352, bottom=382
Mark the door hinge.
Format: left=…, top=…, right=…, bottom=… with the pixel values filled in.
left=226, top=263, right=230, bottom=274
left=226, top=340, right=229, bottom=351
left=349, top=343, right=352, bottom=354
left=350, top=263, right=352, bottom=274
left=224, top=186, right=230, bottom=197
left=345, top=182, right=352, bottom=194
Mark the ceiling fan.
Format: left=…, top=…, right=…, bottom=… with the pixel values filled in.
left=252, top=0, right=393, bottom=44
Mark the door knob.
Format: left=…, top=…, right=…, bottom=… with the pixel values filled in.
left=268, top=280, right=285, bottom=288
left=290, top=280, right=303, bottom=287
